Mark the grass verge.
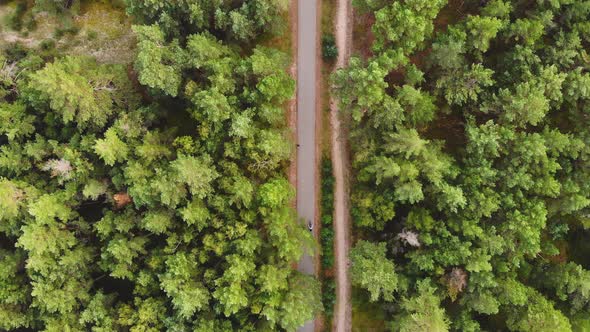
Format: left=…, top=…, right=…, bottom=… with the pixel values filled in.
left=319, top=0, right=337, bottom=329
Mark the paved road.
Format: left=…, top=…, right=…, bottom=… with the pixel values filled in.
left=296, top=0, right=317, bottom=331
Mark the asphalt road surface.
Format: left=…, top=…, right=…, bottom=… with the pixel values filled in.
left=296, top=0, right=317, bottom=331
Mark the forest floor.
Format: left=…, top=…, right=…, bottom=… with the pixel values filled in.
left=330, top=0, right=352, bottom=330
left=0, top=1, right=134, bottom=64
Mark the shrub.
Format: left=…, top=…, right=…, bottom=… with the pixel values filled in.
left=8, top=2, right=28, bottom=31
left=322, top=34, right=338, bottom=60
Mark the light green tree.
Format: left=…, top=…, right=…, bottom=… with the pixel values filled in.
left=350, top=241, right=398, bottom=302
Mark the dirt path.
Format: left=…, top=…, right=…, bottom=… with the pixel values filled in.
left=330, top=0, right=353, bottom=331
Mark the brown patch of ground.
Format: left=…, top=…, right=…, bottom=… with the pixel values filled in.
left=353, top=11, right=374, bottom=59
left=323, top=267, right=335, bottom=278
left=434, top=0, right=470, bottom=31
left=422, top=109, right=466, bottom=156
left=543, top=240, right=569, bottom=264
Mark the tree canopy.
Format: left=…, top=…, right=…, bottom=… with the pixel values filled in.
left=335, top=0, right=590, bottom=330
left=0, top=1, right=320, bottom=331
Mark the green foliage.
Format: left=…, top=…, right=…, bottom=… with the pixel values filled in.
left=117, top=297, right=166, bottom=331
left=487, top=81, right=551, bottom=127
left=7, top=2, right=28, bottom=31
left=94, top=128, right=129, bottom=166
left=322, top=34, right=338, bottom=60
left=160, top=253, right=210, bottom=318
left=320, top=157, right=336, bottom=323
left=436, top=63, right=494, bottom=106
left=133, top=25, right=185, bottom=97
left=179, top=199, right=210, bottom=229
left=82, top=179, right=108, bottom=200
left=392, top=280, right=450, bottom=332
left=0, top=179, right=24, bottom=225
left=541, top=262, right=590, bottom=314
left=370, top=0, right=447, bottom=54
left=506, top=288, right=572, bottom=332
left=259, top=178, right=294, bottom=208
left=25, top=56, right=136, bottom=129
left=279, top=273, right=323, bottom=331
left=171, top=154, right=218, bottom=199
left=482, top=0, right=513, bottom=18
left=34, top=0, right=77, bottom=13
left=465, top=15, right=505, bottom=52
left=0, top=249, right=31, bottom=330
left=141, top=209, right=173, bottom=234
left=350, top=241, right=398, bottom=302
left=322, top=278, right=336, bottom=319
left=79, top=292, right=117, bottom=331
left=320, top=157, right=335, bottom=269
left=125, top=0, right=288, bottom=41
left=339, top=0, right=590, bottom=330
left=0, top=0, right=319, bottom=330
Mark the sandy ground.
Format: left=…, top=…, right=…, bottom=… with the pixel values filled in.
left=330, top=0, right=353, bottom=331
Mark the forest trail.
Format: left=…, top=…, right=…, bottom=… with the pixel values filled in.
left=330, top=0, right=352, bottom=331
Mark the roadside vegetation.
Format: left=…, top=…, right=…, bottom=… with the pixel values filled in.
left=319, top=0, right=338, bottom=329
left=320, top=157, right=336, bottom=328
left=321, top=0, right=337, bottom=152
left=322, top=34, right=338, bottom=61
left=334, top=0, right=590, bottom=331
left=0, top=0, right=322, bottom=330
